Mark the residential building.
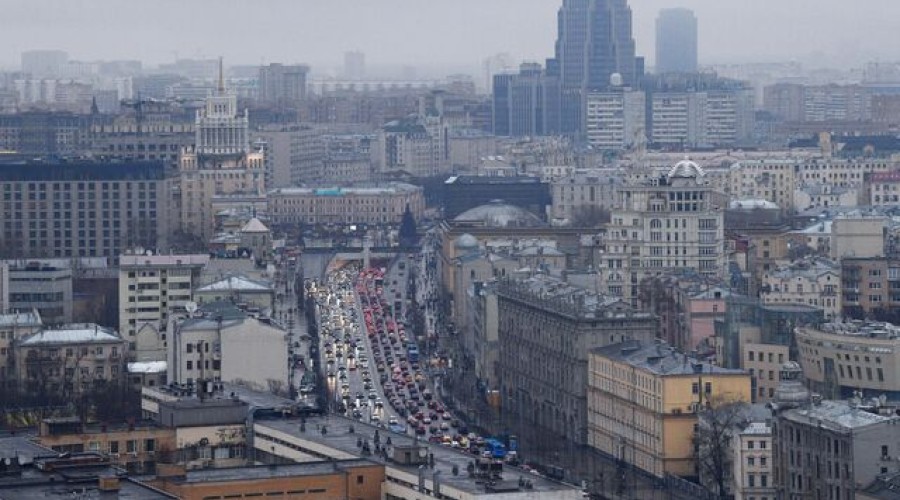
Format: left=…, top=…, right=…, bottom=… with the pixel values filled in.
left=89, top=99, right=195, bottom=168
left=497, top=275, right=658, bottom=447
left=796, top=321, right=900, bottom=399
left=374, top=115, right=448, bottom=177
left=168, top=302, right=288, bottom=393
left=0, top=161, right=169, bottom=260
left=869, top=170, right=900, bottom=207
left=761, top=258, right=841, bottom=320
left=841, top=256, right=900, bottom=320
left=5, top=261, right=72, bottom=325
left=637, top=272, right=731, bottom=351
left=0, top=111, right=89, bottom=156
left=550, top=168, right=622, bottom=224
left=174, top=62, right=265, bottom=240
left=773, top=399, right=900, bottom=500
left=35, top=417, right=176, bottom=473
left=587, top=341, right=751, bottom=477
left=732, top=421, right=776, bottom=500
left=742, top=341, right=790, bottom=403
left=655, top=8, right=698, bottom=74
left=118, top=254, right=209, bottom=360
left=320, top=133, right=375, bottom=183
left=15, top=323, right=127, bottom=398
left=0, top=310, right=42, bottom=388
left=601, top=160, right=727, bottom=306
left=468, top=281, right=500, bottom=396
left=585, top=90, right=646, bottom=151
left=831, top=214, right=887, bottom=261
left=793, top=183, right=859, bottom=212
left=194, top=274, right=275, bottom=312
left=252, top=124, right=322, bottom=188
left=267, top=183, right=424, bottom=226
left=257, top=63, right=309, bottom=105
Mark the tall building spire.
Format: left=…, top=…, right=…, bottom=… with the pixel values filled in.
left=217, top=56, right=225, bottom=93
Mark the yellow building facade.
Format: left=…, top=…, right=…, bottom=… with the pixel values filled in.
left=587, top=341, right=752, bottom=478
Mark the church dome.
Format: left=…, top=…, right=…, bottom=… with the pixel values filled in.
left=454, top=200, right=544, bottom=228
left=668, top=159, right=705, bottom=179
left=454, top=233, right=479, bottom=250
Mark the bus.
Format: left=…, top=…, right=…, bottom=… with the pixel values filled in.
left=484, top=438, right=507, bottom=460
left=407, top=343, right=420, bottom=363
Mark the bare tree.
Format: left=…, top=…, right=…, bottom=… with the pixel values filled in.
left=694, top=397, right=751, bottom=499
left=569, top=205, right=611, bottom=228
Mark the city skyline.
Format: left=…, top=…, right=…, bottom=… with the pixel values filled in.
left=3, top=0, right=900, bottom=73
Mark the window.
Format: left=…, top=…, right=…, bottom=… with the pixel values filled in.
left=760, top=440, right=767, bottom=449
left=748, top=440, right=755, bottom=449
left=186, top=361, right=193, bottom=370
left=748, top=457, right=755, bottom=466
left=109, top=441, right=119, bottom=454
left=357, top=475, right=364, bottom=484
left=692, top=382, right=699, bottom=394
left=760, top=457, right=767, bottom=467
left=748, top=474, right=755, bottom=487
left=126, top=440, right=137, bottom=453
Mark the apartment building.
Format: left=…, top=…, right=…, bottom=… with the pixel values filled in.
left=168, top=302, right=288, bottom=392
left=549, top=168, right=623, bottom=224
left=732, top=422, right=776, bottom=500
left=773, top=400, right=900, bottom=500
left=497, top=276, right=658, bottom=447
left=15, top=323, right=127, bottom=397
left=6, top=261, right=72, bottom=324
left=585, top=90, right=646, bottom=151
left=118, top=254, right=209, bottom=360
left=0, top=310, right=42, bottom=389
left=841, top=256, right=900, bottom=319
left=601, top=160, right=726, bottom=306
left=796, top=321, right=900, bottom=400
left=0, top=161, right=169, bottom=260
left=587, top=341, right=751, bottom=478
left=267, top=183, right=424, bottom=226
left=760, top=258, right=841, bottom=320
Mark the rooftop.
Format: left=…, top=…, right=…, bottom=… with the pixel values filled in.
left=240, top=217, right=270, bottom=233
left=0, top=310, right=42, bottom=328
left=176, top=459, right=379, bottom=484
left=593, top=341, right=746, bottom=376
left=808, top=320, right=900, bottom=340
left=128, top=361, right=168, bottom=374
left=0, top=161, right=167, bottom=182
left=20, top=324, right=122, bottom=346
left=454, top=201, right=544, bottom=228
left=256, top=416, right=582, bottom=497
left=782, top=399, right=897, bottom=431
left=497, top=275, right=649, bottom=321
left=740, top=421, right=772, bottom=436
left=196, top=274, right=273, bottom=293
left=119, top=253, right=210, bottom=268
left=269, top=183, right=421, bottom=197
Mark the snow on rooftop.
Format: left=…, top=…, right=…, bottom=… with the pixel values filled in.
left=0, top=310, right=42, bottom=327
left=196, top=275, right=272, bottom=292
left=241, top=217, right=270, bottom=233
left=21, top=324, right=121, bottom=345
left=128, top=361, right=167, bottom=374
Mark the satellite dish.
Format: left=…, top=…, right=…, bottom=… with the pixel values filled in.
left=185, top=302, right=198, bottom=315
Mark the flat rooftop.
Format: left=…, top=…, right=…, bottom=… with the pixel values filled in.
left=783, top=400, right=897, bottom=431
left=0, top=467, right=173, bottom=499
left=593, top=341, right=746, bottom=377
left=256, top=415, right=582, bottom=496
left=177, top=459, right=379, bottom=483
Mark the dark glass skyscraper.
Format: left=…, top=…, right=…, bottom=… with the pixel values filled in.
left=547, top=0, right=640, bottom=135
left=552, top=0, right=639, bottom=89
left=655, top=8, right=698, bottom=74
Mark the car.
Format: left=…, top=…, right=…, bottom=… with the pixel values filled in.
left=415, top=426, right=427, bottom=435
left=440, top=422, right=450, bottom=431
left=368, top=392, right=377, bottom=400
left=371, top=414, right=381, bottom=423
left=375, top=399, right=384, bottom=408
left=422, top=417, right=432, bottom=425
left=352, top=410, right=363, bottom=419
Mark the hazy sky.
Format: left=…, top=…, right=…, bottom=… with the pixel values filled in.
left=3, top=0, right=900, bottom=72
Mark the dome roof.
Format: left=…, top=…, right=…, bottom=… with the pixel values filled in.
left=454, top=233, right=479, bottom=250
left=668, top=159, right=705, bottom=179
left=454, top=200, right=544, bottom=228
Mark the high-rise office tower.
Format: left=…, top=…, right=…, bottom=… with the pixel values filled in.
left=547, top=0, right=640, bottom=135
left=258, top=63, right=309, bottom=105
left=655, top=8, right=698, bottom=74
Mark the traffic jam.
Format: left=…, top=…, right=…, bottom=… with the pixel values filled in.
left=311, top=261, right=516, bottom=462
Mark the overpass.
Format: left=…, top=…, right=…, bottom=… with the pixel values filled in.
left=299, top=246, right=419, bottom=280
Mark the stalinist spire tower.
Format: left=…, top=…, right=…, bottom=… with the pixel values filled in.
left=195, top=57, right=250, bottom=156
left=175, top=57, right=265, bottom=240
